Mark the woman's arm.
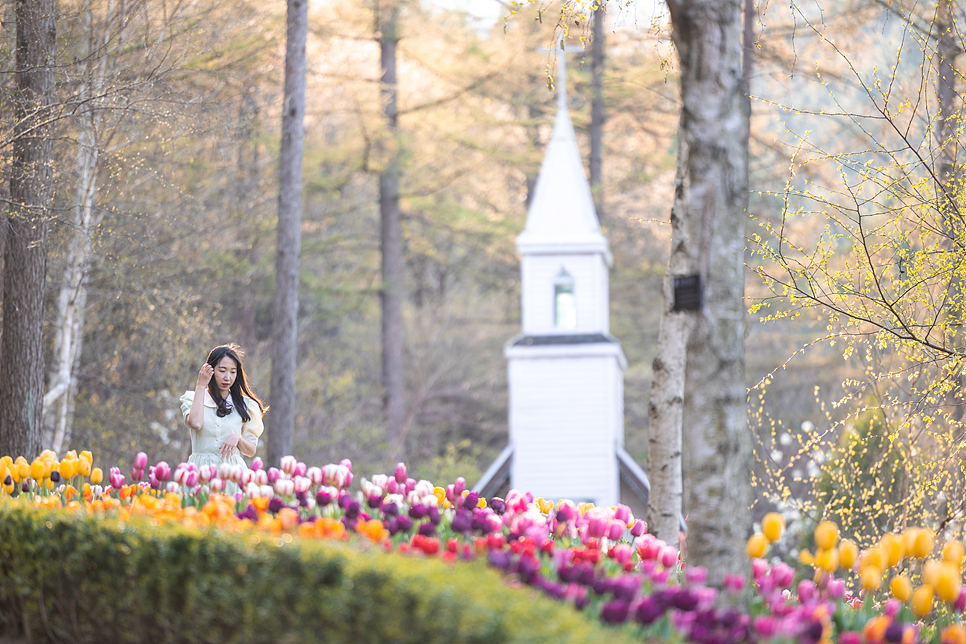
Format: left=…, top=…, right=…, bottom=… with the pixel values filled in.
left=186, top=364, right=213, bottom=431
left=219, top=434, right=255, bottom=458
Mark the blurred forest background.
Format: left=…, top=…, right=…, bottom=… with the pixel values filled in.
left=2, top=0, right=964, bottom=542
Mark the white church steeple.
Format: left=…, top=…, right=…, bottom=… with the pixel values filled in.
left=474, top=46, right=651, bottom=515
left=517, top=49, right=612, bottom=338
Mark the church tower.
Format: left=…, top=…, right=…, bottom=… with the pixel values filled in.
left=475, top=51, right=650, bottom=511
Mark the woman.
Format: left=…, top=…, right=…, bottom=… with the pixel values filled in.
left=180, top=344, right=267, bottom=491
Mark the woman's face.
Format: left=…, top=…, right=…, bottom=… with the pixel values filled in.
left=213, top=356, right=237, bottom=394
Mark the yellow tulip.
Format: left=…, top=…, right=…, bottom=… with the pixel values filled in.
left=477, top=497, right=487, bottom=508
left=60, top=459, right=75, bottom=480
left=39, top=449, right=57, bottom=461
left=77, top=458, right=91, bottom=477
left=911, top=585, right=934, bottom=617
left=0, top=460, right=7, bottom=483
left=799, top=550, right=815, bottom=565
left=891, top=574, right=912, bottom=602
left=1, top=455, right=12, bottom=469
left=746, top=533, right=768, bottom=559
left=861, top=546, right=886, bottom=573
left=433, top=487, right=445, bottom=506
left=860, top=566, right=882, bottom=591
left=936, top=563, right=962, bottom=603
left=90, top=468, right=103, bottom=485
left=536, top=497, right=553, bottom=514
left=914, top=530, right=935, bottom=558
left=839, top=539, right=859, bottom=569
left=943, top=540, right=965, bottom=568
left=941, top=626, right=966, bottom=644
left=80, top=451, right=93, bottom=467
left=14, top=456, right=27, bottom=466
left=29, top=460, right=45, bottom=481
left=880, top=533, right=903, bottom=567
left=923, top=559, right=942, bottom=587
left=902, top=528, right=919, bottom=554
left=815, top=547, right=839, bottom=572
left=815, top=521, right=839, bottom=551
left=65, top=450, right=78, bottom=460
left=762, top=512, right=785, bottom=542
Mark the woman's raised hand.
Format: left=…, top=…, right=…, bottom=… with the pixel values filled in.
left=197, top=363, right=214, bottom=389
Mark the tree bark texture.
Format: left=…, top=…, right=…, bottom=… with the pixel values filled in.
left=1, top=0, right=56, bottom=460
left=269, top=0, right=307, bottom=467
left=662, top=0, right=752, bottom=583
left=590, top=5, right=605, bottom=221
left=935, top=0, right=965, bottom=422
left=46, top=5, right=105, bottom=454
left=380, top=1, right=405, bottom=456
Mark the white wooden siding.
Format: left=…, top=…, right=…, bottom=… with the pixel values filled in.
left=521, top=254, right=609, bottom=335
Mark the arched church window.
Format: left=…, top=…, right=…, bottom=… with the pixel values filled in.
left=554, top=268, right=576, bottom=330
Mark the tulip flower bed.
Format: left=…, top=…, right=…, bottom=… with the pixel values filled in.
left=1, top=450, right=965, bottom=644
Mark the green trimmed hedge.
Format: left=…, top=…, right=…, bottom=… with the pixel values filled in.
left=0, top=501, right=637, bottom=644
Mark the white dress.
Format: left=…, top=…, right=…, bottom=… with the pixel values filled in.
left=179, top=389, right=264, bottom=492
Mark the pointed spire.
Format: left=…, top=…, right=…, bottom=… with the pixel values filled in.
left=517, top=44, right=610, bottom=263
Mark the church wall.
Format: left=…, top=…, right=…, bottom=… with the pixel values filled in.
left=508, top=351, right=622, bottom=506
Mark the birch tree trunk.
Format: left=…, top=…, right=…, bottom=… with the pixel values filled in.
left=45, top=6, right=106, bottom=454
left=0, top=0, right=56, bottom=459
left=590, top=4, right=605, bottom=221
left=380, top=0, right=406, bottom=456
left=269, top=0, right=308, bottom=467
left=670, top=0, right=752, bottom=582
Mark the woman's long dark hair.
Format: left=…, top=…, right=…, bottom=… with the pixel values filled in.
left=205, top=344, right=267, bottom=422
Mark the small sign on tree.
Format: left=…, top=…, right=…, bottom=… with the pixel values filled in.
left=672, top=274, right=702, bottom=311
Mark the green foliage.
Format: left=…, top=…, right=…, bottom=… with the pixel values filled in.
left=0, top=501, right=636, bottom=644
left=813, top=408, right=908, bottom=544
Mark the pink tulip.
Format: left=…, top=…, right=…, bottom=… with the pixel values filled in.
left=293, top=476, right=311, bottom=493
left=723, top=574, right=745, bottom=593
left=659, top=546, right=678, bottom=569
left=165, top=481, right=180, bottom=494
left=798, top=579, right=817, bottom=604
left=217, top=462, right=231, bottom=480
left=109, top=467, right=125, bottom=490
left=275, top=478, right=294, bottom=496
left=209, top=478, right=224, bottom=493
left=267, top=467, right=281, bottom=484
left=884, top=598, right=901, bottom=617
left=772, top=562, right=795, bottom=588
left=613, top=504, right=631, bottom=524
left=405, top=478, right=416, bottom=494
left=454, top=477, right=466, bottom=496
left=606, top=521, right=624, bottom=541
left=629, top=519, right=646, bottom=537
left=240, top=469, right=255, bottom=487
left=393, top=462, right=407, bottom=484
left=185, top=471, right=198, bottom=488
left=259, top=484, right=274, bottom=499
left=134, top=452, right=148, bottom=470
left=954, top=588, right=966, bottom=612
left=246, top=482, right=260, bottom=498
left=154, top=461, right=171, bottom=482
left=250, top=457, right=264, bottom=471
left=228, top=465, right=243, bottom=483
left=828, top=578, right=845, bottom=601
left=339, top=458, right=352, bottom=471
left=386, top=479, right=399, bottom=494
left=685, top=566, right=708, bottom=585
left=254, top=469, right=268, bottom=486
left=294, top=462, right=307, bottom=478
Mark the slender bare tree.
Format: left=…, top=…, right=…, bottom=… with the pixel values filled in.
left=380, top=0, right=406, bottom=457
left=0, top=0, right=56, bottom=459
left=590, top=3, right=605, bottom=220
left=268, top=0, right=308, bottom=467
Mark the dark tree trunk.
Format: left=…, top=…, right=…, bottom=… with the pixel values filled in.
left=268, top=0, right=307, bottom=467
left=380, top=1, right=405, bottom=456
left=0, top=0, right=56, bottom=460
left=590, top=5, right=605, bottom=220
left=655, top=0, right=751, bottom=583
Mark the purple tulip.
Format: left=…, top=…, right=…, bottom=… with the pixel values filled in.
left=154, top=461, right=171, bottom=482
left=345, top=500, right=361, bottom=519
left=955, top=587, right=966, bottom=612
left=463, top=491, right=479, bottom=508
left=418, top=521, right=436, bottom=537
left=134, top=452, right=148, bottom=470
left=451, top=509, right=473, bottom=533
left=409, top=503, right=428, bottom=520
left=50, top=471, right=61, bottom=483
left=600, top=599, right=631, bottom=624
left=395, top=515, right=413, bottom=533
left=316, top=489, right=334, bottom=507
left=635, top=597, right=664, bottom=625
left=428, top=505, right=441, bottom=525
